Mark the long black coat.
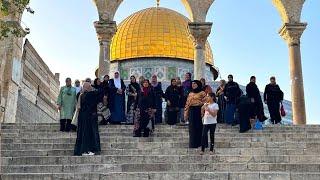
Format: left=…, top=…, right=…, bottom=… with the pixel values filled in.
left=164, top=85, right=181, bottom=109
left=74, top=91, right=101, bottom=156
left=224, top=81, right=242, bottom=104
left=246, top=82, right=264, bottom=119
left=264, top=84, right=284, bottom=103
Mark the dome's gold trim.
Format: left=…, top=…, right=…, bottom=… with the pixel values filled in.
left=110, top=7, right=213, bottom=65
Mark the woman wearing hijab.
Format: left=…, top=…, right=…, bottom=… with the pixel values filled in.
left=151, top=75, right=164, bottom=124
left=109, top=71, right=126, bottom=124
left=74, top=82, right=101, bottom=156
left=102, top=75, right=110, bottom=96
left=216, top=80, right=227, bottom=123
left=126, top=75, right=141, bottom=124
left=184, top=80, right=207, bottom=148
left=237, top=94, right=252, bottom=133
left=181, top=73, right=192, bottom=124
left=164, top=79, right=180, bottom=125
left=93, top=78, right=104, bottom=102
left=176, top=77, right=185, bottom=124
left=134, top=79, right=156, bottom=137
left=139, top=76, right=145, bottom=88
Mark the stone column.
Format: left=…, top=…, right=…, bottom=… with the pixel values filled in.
left=279, top=23, right=307, bottom=125
left=188, top=22, right=212, bottom=80
left=94, top=21, right=117, bottom=78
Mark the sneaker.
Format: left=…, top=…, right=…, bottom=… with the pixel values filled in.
left=82, top=152, right=89, bottom=156
left=210, top=150, right=215, bottom=155
left=88, top=152, right=95, bottom=156
left=185, top=121, right=189, bottom=125
left=199, top=151, right=204, bottom=155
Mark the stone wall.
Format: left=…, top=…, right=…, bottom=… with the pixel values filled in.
left=16, top=94, right=57, bottom=123
left=16, top=39, right=60, bottom=123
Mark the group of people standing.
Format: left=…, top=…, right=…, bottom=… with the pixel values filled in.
left=57, top=71, right=284, bottom=156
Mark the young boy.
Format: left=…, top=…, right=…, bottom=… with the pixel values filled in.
left=200, top=93, right=219, bottom=155
left=97, top=96, right=111, bottom=125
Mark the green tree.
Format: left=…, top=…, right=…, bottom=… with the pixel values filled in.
left=0, top=0, right=30, bottom=39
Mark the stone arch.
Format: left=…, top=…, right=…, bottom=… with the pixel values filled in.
left=181, top=0, right=214, bottom=22
left=93, top=0, right=213, bottom=23
left=93, top=0, right=123, bottom=21
left=272, top=0, right=305, bottom=23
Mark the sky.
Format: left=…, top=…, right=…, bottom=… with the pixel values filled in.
left=21, top=0, right=319, bottom=124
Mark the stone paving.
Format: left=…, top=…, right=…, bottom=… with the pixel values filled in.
left=1, top=123, right=320, bottom=180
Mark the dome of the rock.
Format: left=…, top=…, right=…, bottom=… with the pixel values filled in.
left=110, top=7, right=213, bottom=65
left=103, top=7, right=218, bottom=82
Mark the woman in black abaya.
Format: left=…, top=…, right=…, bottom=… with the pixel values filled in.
left=164, top=79, right=180, bottom=125
left=238, top=95, right=252, bottom=133
left=184, top=80, right=207, bottom=148
left=74, top=82, right=101, bottom=156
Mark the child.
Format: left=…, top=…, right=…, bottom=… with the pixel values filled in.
left=200, top=93, right=219, bottom=155
left=97, top=96, right=111, bottom=125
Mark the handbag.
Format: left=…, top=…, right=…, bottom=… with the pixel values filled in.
left=71, top=108, right=79, bottom=126
left=71, top=93, right=82, bottom=126
left=280, top=102, right=286, bottom=117
left=254, top=119, right=263, bottom=130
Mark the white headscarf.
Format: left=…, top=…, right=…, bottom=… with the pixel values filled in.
left=82, top=82, right=92, bottom=92
left=114, top=71, right=121, bottom=89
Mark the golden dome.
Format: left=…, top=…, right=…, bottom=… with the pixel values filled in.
left=110, top=7, right=213, bottom=65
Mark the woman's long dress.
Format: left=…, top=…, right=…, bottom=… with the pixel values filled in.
left=134, top=89, right=156, bottom=137
left=216, top=87, right=226, bottom=123
left=74, top=91, right=101, bottom=156
left=238, top=95, right=251, bottom=133
left=152, top=82, right=163, bottom=124
left=164, top=85, right=180, bottom=125
left=109, top=79, right=126, bottom=123
left=184, top=91, right=207, bottom=148
left=126, top=83, right=140, bottom=124
left=188, top=106, right=203, bottom=148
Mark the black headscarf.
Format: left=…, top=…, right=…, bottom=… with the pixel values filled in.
left=191, top=80, right=203, bottom=93
left=92, top=78, right=102, bottom=89
left=129, top=76, right=140, bottom=93
left=170, top=78, right=177, bottom=87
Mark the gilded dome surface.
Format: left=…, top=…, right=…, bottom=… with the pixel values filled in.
left=110, top=7, right=213, bottom=64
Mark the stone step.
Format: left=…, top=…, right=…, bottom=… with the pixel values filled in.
left=2, top=132, right=318, bottom=139
left=3, top=123, right=320, bottom=129
left=3, top=155, right=320, bottom=165
left=2, top=123, right=320, bottom=179
left=1, top=147, right=314, bottom=157
left=2, top=163, right=320, bottom=173
left=4, top=126, right=320, bottom=133
left=4, top=136, right=320, bottom=144
left=2, top=141, right=318, bottom=150
left=6, top=129, right=320, bottom=135
left=4, top=172, right=320, bottom=180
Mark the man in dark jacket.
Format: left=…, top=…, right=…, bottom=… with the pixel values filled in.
left=264, top=76, right=284, bottom=124
left=224, top=74, right=242, bottom=125
left=246, top=76, right=267, bottom=122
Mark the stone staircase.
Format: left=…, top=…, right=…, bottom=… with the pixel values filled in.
left=1, top=123, right=320, bottom=180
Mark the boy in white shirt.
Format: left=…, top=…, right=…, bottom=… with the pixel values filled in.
left=200, top=93, right=219, bottom=155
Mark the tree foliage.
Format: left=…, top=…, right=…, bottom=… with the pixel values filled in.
left=0, top=0, right=30, bottom=39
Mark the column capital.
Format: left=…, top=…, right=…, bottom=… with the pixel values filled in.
left=279, top=23, right=307, bottom=46
left=188, top=22, right=212, bottom=49
left=94, top=21, right=117, bottom=44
